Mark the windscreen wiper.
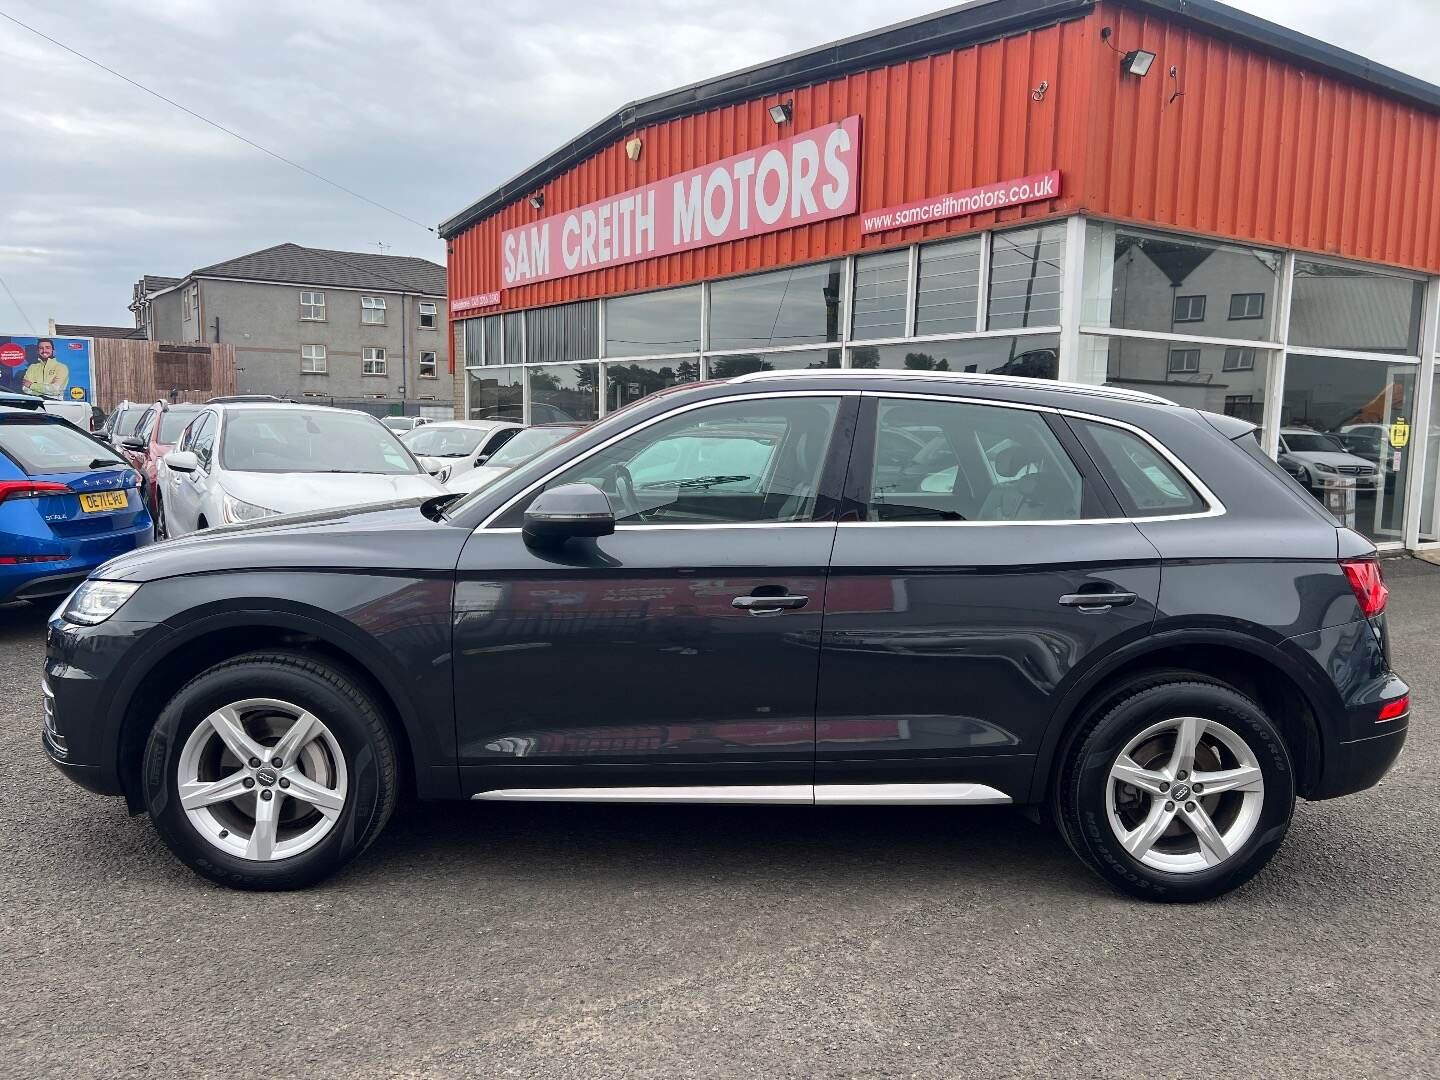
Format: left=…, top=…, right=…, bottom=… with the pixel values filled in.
left=638, top=474, right=750, bottom=490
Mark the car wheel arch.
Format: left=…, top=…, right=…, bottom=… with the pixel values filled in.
left=1028, top=628, right=1333, bottom=805
left=112, top=606, right=450, bottom=812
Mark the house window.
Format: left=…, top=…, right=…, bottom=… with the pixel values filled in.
left=418, top=301, right=438, bottom=330
left=1222, top=346, right=1256, bottom=371
left=1228, top=292, right=1265, bottom=320
left=361, top=296, right=387, bottom=324
left=1168, top=348, right=1201, bottom=373
left=362, top=347, right=386, bottom=375
left=300, top=291, right=326, bottom=321
left=300, top=344, right=327, bottom=374
left=419, top=351, right=437, bottom=378
left=182, top=284, right=197, bottom=319
left=1173, top=295, right=1206, bottom=323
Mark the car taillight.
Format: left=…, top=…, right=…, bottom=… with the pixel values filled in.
left=0, top=480, right=70, bottom=504
left=1377, top=695, right=1410, bottom=722
left=0, top=554, right=67, bottom=564
left=1341, top=557, right=1388, bottom=618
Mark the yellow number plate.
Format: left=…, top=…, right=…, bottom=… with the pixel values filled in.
left=79, top=490, right=129, bottom=513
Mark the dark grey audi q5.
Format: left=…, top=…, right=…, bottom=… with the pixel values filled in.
left=44, top=370, right=1409, bottom=901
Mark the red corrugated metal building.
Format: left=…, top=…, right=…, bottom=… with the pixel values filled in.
left=440, top=0, right=1440, bottom=550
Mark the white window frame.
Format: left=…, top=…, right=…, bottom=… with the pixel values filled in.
left=419, top=350, right=437, bottom=378
left=1167, top=348, right=1201, bottom=374
left=300, top=290, right=326, bottom=321
left=1222, top=346, right=1256, bottom=371
left=418, top=301, right=438, bottom=330
left=1173, top=295, right=1206, bottom=323
left=362, top=347, right=387, bottom=376
left=1228, top=292, right=1265, bottom=321
left=300, top=344, right=327, bottom=374
left=361, top=295, right=387, bottom=325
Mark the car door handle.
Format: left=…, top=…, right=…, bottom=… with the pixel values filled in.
left=1058, top=591, right=1137, bottom=610
left=732, top=594, right=809, bottom=613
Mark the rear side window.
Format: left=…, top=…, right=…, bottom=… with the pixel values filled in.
left=864, top=398, right=1093, bottom=522
left=0, top=420, right=124, bottom=475
left=1072, top=419, right=1204, bottom=517
left=113, top=407, right=145, bottom=437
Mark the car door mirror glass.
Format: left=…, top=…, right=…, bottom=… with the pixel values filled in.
left=165, top=450, right=199, bottom=473
left=523, top=482, right=616, bottom=548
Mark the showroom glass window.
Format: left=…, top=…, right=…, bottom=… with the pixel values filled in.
left=915, top=236, right=983, bottom=336
left=988, top=223, right=1065, bottom=329
left=536, top=397, right=841, bottom=526
left=1289, top=261, right=1424, bottom=354
left=708, top=262, right=842, bottom=350
left=851, top=249, right=909, bottom=341
left=1082, top=224, right=1282, bottom=341
left=604, top=358, right=701, bottom=413
left=525, top=301, right=599, bottom=365
left=468, top=367, right=522, bottom=421
left=707, top=349, right=840, bottom=378
left=848, top=335, right=1058, bottom=379
left=604, top=286, right=701, bottom=357
left=527, top=364, right=600, bottom=424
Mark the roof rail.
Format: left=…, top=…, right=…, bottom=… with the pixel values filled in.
left=726, top=368, right=1175, bottom=405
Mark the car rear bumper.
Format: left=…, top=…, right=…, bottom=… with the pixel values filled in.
left=0, top=526, right=152, bottom=603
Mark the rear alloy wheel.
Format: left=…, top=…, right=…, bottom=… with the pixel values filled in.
left=1058, top=677, right=1294, bottom=902
left=144, top=653, right=397, bottom=889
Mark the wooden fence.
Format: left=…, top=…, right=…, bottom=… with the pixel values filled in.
left=91, top=340, right=237, bottom=411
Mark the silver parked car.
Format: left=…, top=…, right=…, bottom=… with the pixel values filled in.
left=400, top=419, right=523, bottom=483
left=158, top=403, right=444, bottom=535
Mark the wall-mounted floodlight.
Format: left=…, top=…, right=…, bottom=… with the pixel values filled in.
left=1121, top=49, right=1156, bottom=77
left=528, top=193, right=545, bottom=210
left=768, top=100, right=793, bottom=124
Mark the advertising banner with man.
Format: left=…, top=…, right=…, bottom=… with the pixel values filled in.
left=0, top=335, right=93, bottom=402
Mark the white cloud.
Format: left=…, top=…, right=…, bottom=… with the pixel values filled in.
left=0, top=0, right=1436, bottom=328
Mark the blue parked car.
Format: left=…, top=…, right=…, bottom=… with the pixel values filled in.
left=0, top=406, right=151, bottom=603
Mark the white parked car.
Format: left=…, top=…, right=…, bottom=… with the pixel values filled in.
left=1276, top=427, right=1380, bottom=489
left=380, top=415, right=433, bottom=434
left=158, top=403, right=444, bottom=536
left=400, top=419, right=523, bottom=483
left=444, top=421, right=588, bottom=494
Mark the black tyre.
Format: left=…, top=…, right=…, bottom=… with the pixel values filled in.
left=1056, top=674, right=1294, bottom=902
left=142, top=652, right=398, bottom=890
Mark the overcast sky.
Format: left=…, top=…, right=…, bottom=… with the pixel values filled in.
left=2, top=0, right=1438, bottom=329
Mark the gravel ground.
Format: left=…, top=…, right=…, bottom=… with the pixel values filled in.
left=3, top=560, right=1438, bottom=1079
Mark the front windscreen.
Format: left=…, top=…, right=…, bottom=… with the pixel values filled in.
left=484, top=426, right=580, bottom=468
left=219, top=409, right=419, bottom=474
left=403, top=426, right=487, bottom=457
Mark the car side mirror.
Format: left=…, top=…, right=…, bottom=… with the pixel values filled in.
left=165, top=450, right=199, bottom=473
left=522, top=482, right=615, bottom=548
left=119, top=436, right=146, bottom=451
left=475, top=453, right=491, bottom=466
left=93, top=431, right=112, bottom=444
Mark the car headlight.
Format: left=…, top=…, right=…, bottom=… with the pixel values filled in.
left=62, top=580, right=140, bottom=625
left=1315, top=463, right=1338, bottom=473
left=222, top=493, right=279, bottom=524
left=437, top=466, right=452, bottom=484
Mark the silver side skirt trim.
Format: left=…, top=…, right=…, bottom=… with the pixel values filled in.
left=814, top=783, right=1011, bottom=805
left=471, top=783, right=1011, bottom=806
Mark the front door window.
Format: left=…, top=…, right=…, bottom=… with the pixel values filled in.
left=538, top=397, right=842, bottom=525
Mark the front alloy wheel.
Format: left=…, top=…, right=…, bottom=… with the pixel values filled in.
left=177, top=698, right=348, bottom=862
left=144, top=652, right=398, bottom=889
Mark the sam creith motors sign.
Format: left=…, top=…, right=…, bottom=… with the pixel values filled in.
left=501, top=116, right=861, bottom=288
